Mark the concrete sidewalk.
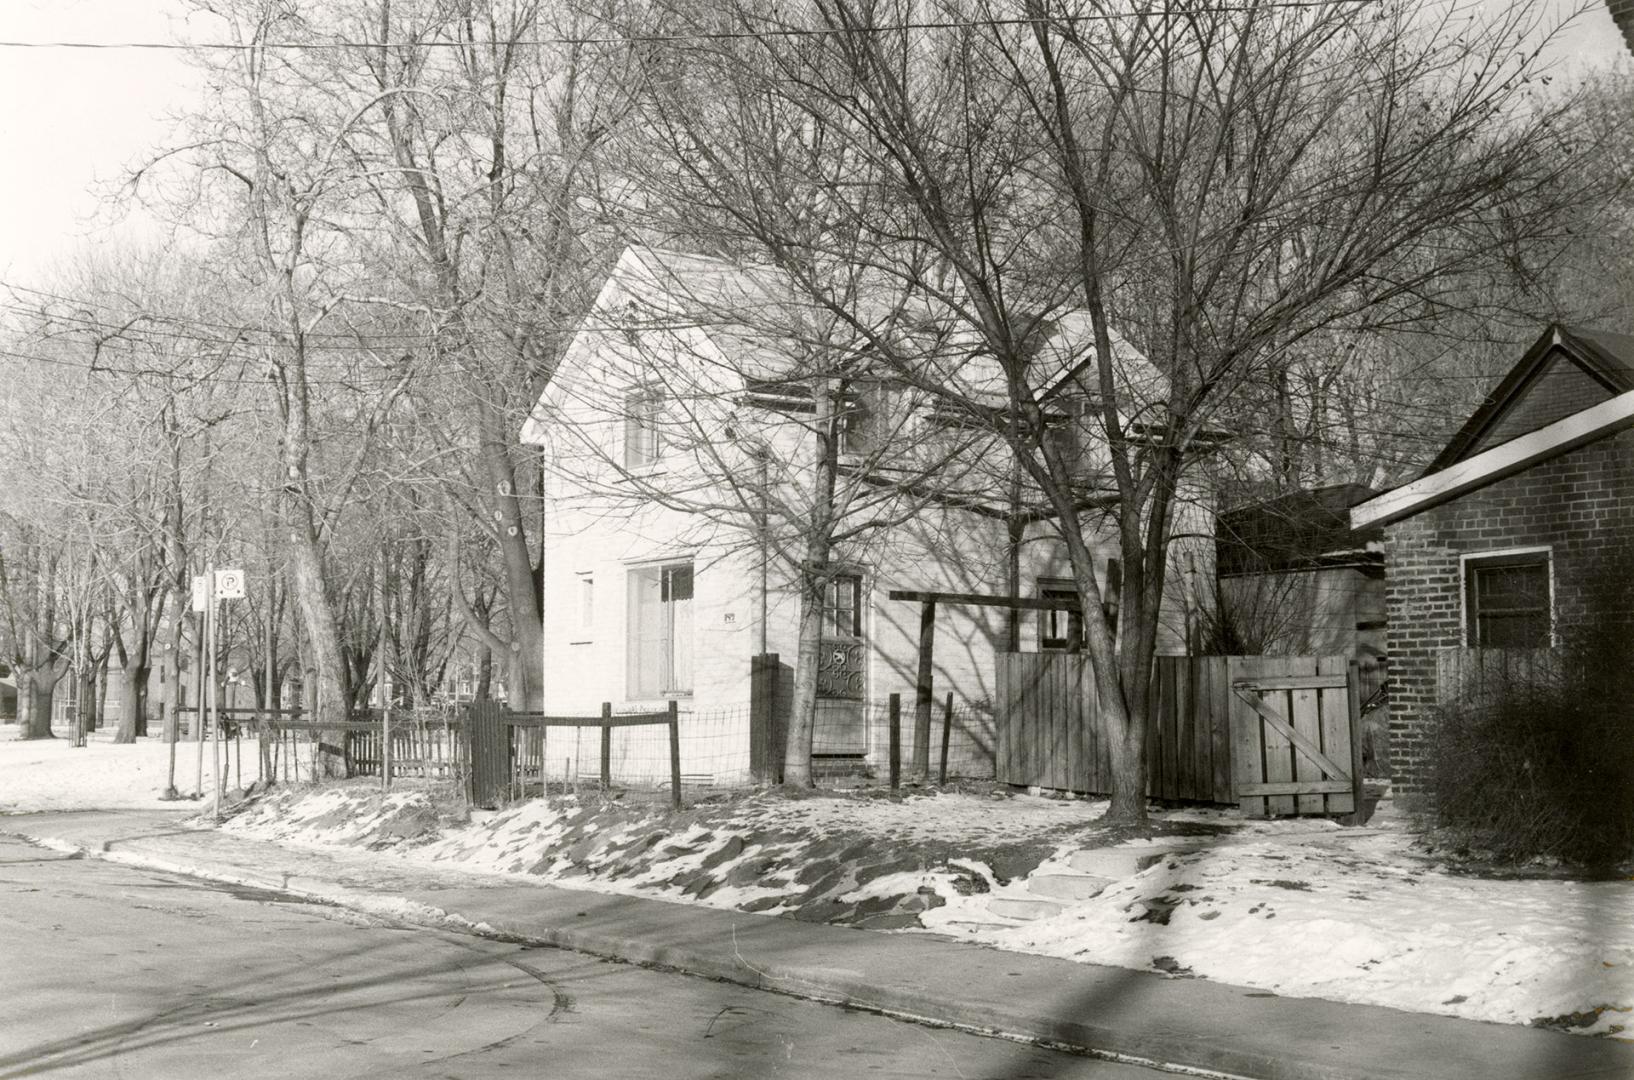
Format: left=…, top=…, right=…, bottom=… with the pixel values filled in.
left=9, top=810, right=1632, bottom=1080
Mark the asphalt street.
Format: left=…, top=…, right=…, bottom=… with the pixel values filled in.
left=0, top=830, right=1177, bottom=1080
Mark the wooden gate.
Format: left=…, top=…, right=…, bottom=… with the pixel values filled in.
left=1229, top=656, right=1361, bottom=818
left=995, top=653, right=1364, bottom=816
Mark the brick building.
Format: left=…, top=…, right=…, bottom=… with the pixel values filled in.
left=1352, top=324, right=1634, bottom=797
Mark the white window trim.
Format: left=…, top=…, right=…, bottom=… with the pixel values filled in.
left=1458, top=545, right=1555, bottom=648
left=622, top=384, right=665, bottom=473
left=570, top=570, right=594, bottom=645
left=625, top=558, right=696, bottom=699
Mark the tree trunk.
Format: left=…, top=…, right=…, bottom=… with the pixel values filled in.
left=783, top=580, right=826, bottom=788
left=17, top=661, right=58, bottom=739
left=475, top=647, right=493, bottom=702
left=478, top=407, right=545, bottom=711
left=115, top=661, right=150, bottom=743
left=288, top=536, right=350, bottom=778
left=782, top=381, right=839, bottom=787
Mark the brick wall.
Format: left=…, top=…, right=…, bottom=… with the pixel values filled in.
left=1470, top=356, right=1615, bottom=454
left=1384, top=429, right=1634, bottom=796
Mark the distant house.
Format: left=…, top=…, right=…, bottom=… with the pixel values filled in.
left=1351, top=324, right=1634, bottom=798
left=521, top=246, right=1211, bottom=783
left=1215, top=483, right=1385, bottom=662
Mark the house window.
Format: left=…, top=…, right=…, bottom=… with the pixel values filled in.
left=838, top=382, right=891, bottom=457
left=822, top=573, right=864, bottom=638
left=1465, top=551, right=1551, bottom=648
left=1038, top=577, right=1083, bottom=652
left=624, top=386, right=663, bottom=469
left=578, top=574, right=594, bottom=631
left=628, top=562, right=694, bottom=696
left=1043, top=414, right=1080, bottom=473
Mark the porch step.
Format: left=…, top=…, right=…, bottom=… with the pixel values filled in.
left=985, top=897, right=1065, bottom=921
left=940, top=920, right=1013, bottom=935
left=1067, top=848, right=1172, bottom=878
left=1026, top=873, right=1113, bottom=902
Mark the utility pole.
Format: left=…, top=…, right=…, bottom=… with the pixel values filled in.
left=379, top=546, right=391, bottom=793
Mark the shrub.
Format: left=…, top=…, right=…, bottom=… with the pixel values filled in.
left=1426, top=642, right=1634, bottom=871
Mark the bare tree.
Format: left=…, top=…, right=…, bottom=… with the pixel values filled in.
left=617, top=0, right=1593, bottom=823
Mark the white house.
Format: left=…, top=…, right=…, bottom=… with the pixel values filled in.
left=520, top=246, right=1210, bottom=785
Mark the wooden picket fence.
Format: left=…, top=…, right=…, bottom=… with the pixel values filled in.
left=995, top=653, right=1367, bottom=818
left=1436, top=646, right=1560, bottom=704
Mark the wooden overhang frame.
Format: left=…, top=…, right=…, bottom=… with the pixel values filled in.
left=886, top=589, right=1090, bottom=777
left=1351, top=386, right=1634, bottom=531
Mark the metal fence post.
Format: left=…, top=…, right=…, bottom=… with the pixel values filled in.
left=668, top=700, right=682, bottom=810
left=888, top=693, right=901, bottom=791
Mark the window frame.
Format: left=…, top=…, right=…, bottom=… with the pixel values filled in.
left=627, top=560, right=695, bottom=698
left=1460, top=546, right=1553, bottom=648
left=836, top=381, right=893, bottom=459
left=623, top=385, right=664, bottom=471
left=1036, top=577, right=1083, bottom=652
left=572, top=572, right=594, bottom=643
left=821, top=572, right=865, bottom=639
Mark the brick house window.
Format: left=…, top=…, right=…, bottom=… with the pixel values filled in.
left=1464, top=551, right=1551, bottom=648
left=628, top=563, right=693, bottom=696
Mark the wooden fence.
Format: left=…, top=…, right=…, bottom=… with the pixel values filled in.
left=177, top=706, right=464, bottom=786
left=465, top=700, right=681, bottom=809
left=996, top=653, right=1367, bottom=817
left=995, top=654, right=1234, bottom=803
left=1436, top=647, right=1560, bottom=704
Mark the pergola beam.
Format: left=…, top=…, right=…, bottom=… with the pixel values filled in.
left=887, top=589, right=1082, bottom=612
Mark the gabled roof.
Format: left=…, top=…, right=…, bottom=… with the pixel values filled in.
left=1352, top=381, right=1634, bottom=531
left=1424, top=323, right=1634, bottom=473
left=527, top=245, right=1158, bottom=431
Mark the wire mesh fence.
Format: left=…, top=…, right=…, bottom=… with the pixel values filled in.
left=479, top=695, right=997, bottom=806
left=175, top=691, right=999, bottom=809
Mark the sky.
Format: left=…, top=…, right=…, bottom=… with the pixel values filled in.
left=0, top=0, right=1628, bottom=289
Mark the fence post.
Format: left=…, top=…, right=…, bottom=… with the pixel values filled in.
left=913, top=602, right=936, bottom=780
left=460, top=703, right=475, bottom=804
left=749, top=653, right=780, bottom=784
left=668, top=700, right=682, bottom=810
left=888, top=693, right=901, bottom=791
left=600, top=702, right=613, bottom=790
left=939, top=692, right=953, bottom=786
left=382, top=699, right=392, bottom=794
left=1347, top=659, right=1366, bottom=826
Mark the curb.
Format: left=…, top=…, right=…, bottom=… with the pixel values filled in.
left=16, top=824, right=1633, bottom=1080
left=15, top=829, right=1276, bottom=1079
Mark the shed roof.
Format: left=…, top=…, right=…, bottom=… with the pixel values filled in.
left=1217, top=483, right=1382, bottom=577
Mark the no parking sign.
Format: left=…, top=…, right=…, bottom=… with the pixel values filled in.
left=214, top=568, right=246, bottom=600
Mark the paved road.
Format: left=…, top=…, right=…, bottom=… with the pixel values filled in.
left=0, top=831, right=1179, bottom=1080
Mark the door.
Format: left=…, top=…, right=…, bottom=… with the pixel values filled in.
left=815, top=573, right=866, bottom=755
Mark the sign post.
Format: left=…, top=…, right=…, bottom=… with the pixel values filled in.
left=193, top=571, right=210, bottom=799
left=211, top=568, right=245, bottom=821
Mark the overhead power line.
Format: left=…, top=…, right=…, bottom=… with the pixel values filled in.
left=0, top=1, right=1381, bottom=52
